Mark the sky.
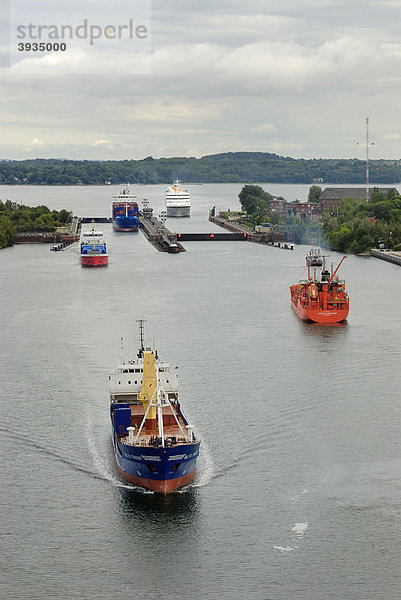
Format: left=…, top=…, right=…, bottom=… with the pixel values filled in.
left=2, top=0, right=401, bottom=160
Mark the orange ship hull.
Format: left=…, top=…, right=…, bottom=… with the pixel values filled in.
left=290, top=292, right=349, bottom=324
left=290, top=280, right=349, bottom=324
left=116, top=463, right=197, bottom=494
left=290, top=256, right=349, bottom=324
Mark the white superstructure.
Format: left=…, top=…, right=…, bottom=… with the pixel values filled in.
left=109, top=350, right=179, bottom=404
left=165, top=180, right=191, bottom=217
left=80, top=228, right=106, bottom=246
left=112, top=187, right=137, bottom=201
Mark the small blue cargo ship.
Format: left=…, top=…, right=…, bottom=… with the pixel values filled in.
left=80, top=228, right=108, bottom=267
left=109, top=321, right=200, bottom=494
left=112, top=187, right=139, bottom=231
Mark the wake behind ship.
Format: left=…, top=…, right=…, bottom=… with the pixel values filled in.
left=290, top=256, right=349, bottom=324
left=109, top=322, right=200, bottom=494
left=112, top=187, right=139, bottom=231
left=80, top=228, right=108, bottom=267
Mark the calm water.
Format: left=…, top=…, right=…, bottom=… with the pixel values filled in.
left=1, top=184, right=400, bottom=600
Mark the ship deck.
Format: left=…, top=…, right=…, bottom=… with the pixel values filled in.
left=120, top=403, right=191, bottom=447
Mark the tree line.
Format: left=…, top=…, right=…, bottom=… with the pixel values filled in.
left=237, top=184, right=401, bottom=253
left=0, top=200, right=71, bottom=248
left=1, top=152, right=401, bottom=185
left=323, top=188, right=401, bottom=254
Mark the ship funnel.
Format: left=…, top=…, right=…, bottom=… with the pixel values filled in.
left=138, top=350, right=157, bottom=432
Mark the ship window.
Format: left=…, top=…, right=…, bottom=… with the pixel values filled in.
left=118, top=381, right=121, bottom=385
left=166, top=380, right=169, bottom=384
left=172, top=462, right=181, bottom=472
left=128, top=380, right=131, bottom=385
left=135, top=381, right=137, bottom=384
left=147, top=463, right=158, bottom=473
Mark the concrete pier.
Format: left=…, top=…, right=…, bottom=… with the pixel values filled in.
left=208, top=213, right=294, bottom=248
left=177, top=232, right=248, bottom=241
left=371, top=248, right=401, bottom=266
left=139, top=215, right=186, bottom=253
left=80, top=217, right=112, bottom=224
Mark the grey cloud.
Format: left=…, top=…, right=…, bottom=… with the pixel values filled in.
left=2, top=0, right=401, bottom=159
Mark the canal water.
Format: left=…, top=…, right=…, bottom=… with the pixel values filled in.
left=1, top=184, right=400, bottom=600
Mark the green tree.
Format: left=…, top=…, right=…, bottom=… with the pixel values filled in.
left=308, top=185, right=322, bottom=203
left=0, top=215, right=16, bottom=248
left=270, top=212, right=281, bottom=226
left=58, top=209, right=71, bottom=224
left=238, top=185, right=273, bottom=212
left=245, top=195, right=268, bottom=214
left=374, top=201, right=390, bottom=221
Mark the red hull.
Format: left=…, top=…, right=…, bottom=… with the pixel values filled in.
left=290, top=296, right=349, bottom=324
left=81, top=255, right=108, bottom=267
left=290, top=256, right=349, bottom=324
left=116, top=463, right=196, bottom=494
left=113, top=227, right=137, bottom=232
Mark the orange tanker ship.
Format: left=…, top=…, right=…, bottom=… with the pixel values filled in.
left=290, top=256, right=349, bottom=324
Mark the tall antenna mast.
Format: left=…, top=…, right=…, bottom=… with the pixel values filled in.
left=364, top=117, right=375, bottom=202
left=120, top=336, right=124, bottom=364
left=365, top=117, right=370, bottom=202
left=357, top=118, right=374, bottom=202
left=136, top=319, right=146, bottom=352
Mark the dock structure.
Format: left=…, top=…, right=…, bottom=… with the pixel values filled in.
left=371, top=248, right=401, bottom=266
left=68, top=216, right=81, bottom=235
left=80, top=217, right=112, bottom=224
left=18, top=227, right=79, bottom=248
left=177, top=232, right=248, bottom=241
left=66, top=208, right=294, bottom=254
left=139, top=214, right=186, bottom=253
left=138, top=209, right=293, bottom=251
left=49, top=216, right=104, bottom=252
left=208, top=212, right=294, bottom=249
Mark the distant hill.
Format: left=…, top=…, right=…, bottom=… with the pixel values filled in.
left=1, top=152, right=401, bottom=185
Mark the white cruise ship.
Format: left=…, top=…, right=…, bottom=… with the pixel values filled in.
left=165, top=180, right=191, bottom=217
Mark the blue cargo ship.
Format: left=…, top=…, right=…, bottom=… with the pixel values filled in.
left=109, top=322, right=200, bottom=494
left=112, top=188, right=139, bottom=231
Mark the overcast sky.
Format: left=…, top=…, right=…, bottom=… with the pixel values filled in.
left=2, top=0, right=401, bottom=160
